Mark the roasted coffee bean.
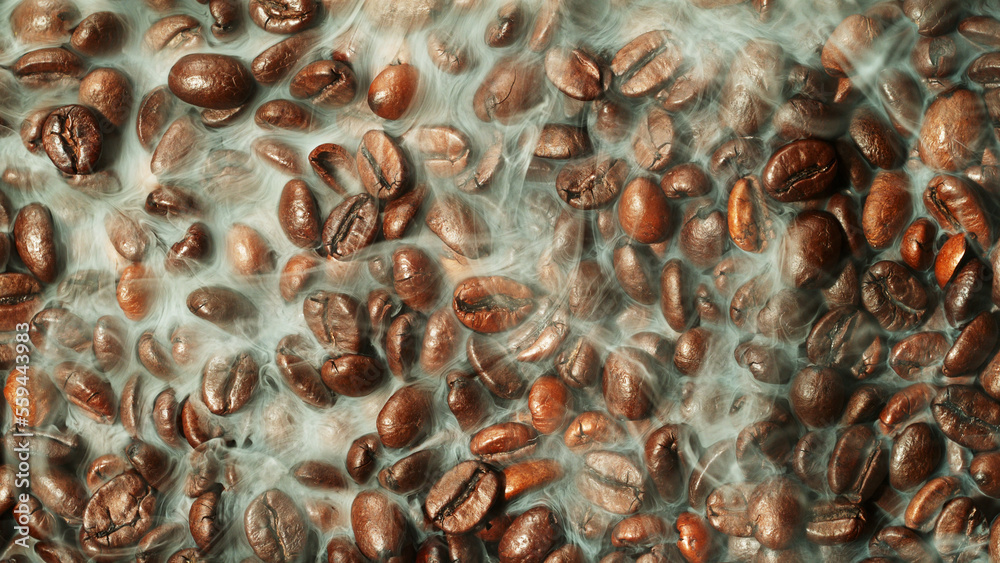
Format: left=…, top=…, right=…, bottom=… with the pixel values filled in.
left=821, top=15, right=883, bottom=76
left=748, top=477, right=802, bottom=550
left=631, top=107, right=676, bottom=172
left=889, top=422, right=942, bottom=491
left=146, top=184, right=200, bottom=217
left=861, top=261, right=929, bottom=331
left=377, top=385, right=432, bottom=448
left=368, top=64, right=419, bottom=120
left=790, top=366, right=846, bottom=428
left=53, top=362, right=116, bottom=424
left=453, top=276, right=534, bottom=333
left=356, top=130, right=413, bottom=201
left=425, top=461, right=503, bottom=534
left=321, top=354, right=385, bottom=397
left=12, top=47, right=85, bottom=88
left=188, top=488, right=221, bottom=552
left=727, top=176, right=774, bottom=253
left=136, top=87, right=175, bottom=151
left=279, top=252, right=317, bottom=300
left=166, top=222, right=213, bottom=274
left=735, top=339, right=792, bottom=385
left=849, top=106, right=905, bottom=170
left=226, top=223, right=275, bottom=277
left=144, top=15, right=202, bottom=51
left=806, top=306, right=878, bottom=371
left=828, top=425, right=888, bottom=503
left=881, top=383, right=937, bottom=432
left=905, top=476, right=963, bottom=532
left=201, top=351, right=258, bottom=415
left=918, top=88, right=988, bottom=171
left=321, top=193, right=379, bottom=260
left=533, top=124, right=592, bottom=160
left=616, top=177, right=671, bottom=244
left=757, top=288, right=821, bottom=342
left=126, top=440, right=173, bottom=491
left=425, top=195, right=491, bottom=258
left=70, top=11, right=126, bottom=56
left=137, top=331, right=177, bottom=381
left=889, top=331, right=949, bottom=380
left=932, top=497, right=989, bottom=560
left=471, top=422, right=537, bottom=463
left=255, top=99, right=313, bottom=131
left=762, top=140, right=838, bottom=202
left=467, top=334, right=526, bottom=400
left=772, top=96, right=844, bottom=141
left=0, top=273, right=43, bottom=331
left=307, top=143, right=357, bottom=195
left=186, top=286, right=259, bottom=335
left=545, top=47, right=606, bottom=101
left=936, top=233, right=971, bottom=289
left=719, top=39, right=784, bottom=136
left=252, top=33, right=315, bottom=85
left=10, top=0, right=78, bottom=44
left=277, top=179, right=320, bottom=248
left=942, top=311, right=998, bottom=376
left=79, top=470, right=156, bottom=554
left=292, top=460, right=348, bottom=491
left=779, top=210, right=844, bottom=289
left=863, top=171, right=912, bottom=250
left=290, top=60, right=357, bottom=108
left=390, top=246, right=439, bottom=313
left=245, top=489, right=307, bottom=563
left=805, top=499, right=869, bottom=546
left=705, top=482, right=754, bottom=537
left=924, top=174, right=993, bottom=246
left=303, top=291, right=364, bottom=353
left=168, top=54, right=254, bottom=110
left=498, top=506, right=561, bottom=562
left=474, top=56, right=543, bottom=123
left=603, top=347, right=656, bottom=420
left=932, top=384, right=1000, bottom=451
left=644, top=424, right=697, bottom=503
left=611, top=30, right=682, bottom=98
left=877, top=69, right=922, bottom=137
left=79, top=68, right=133, bottom=129
left=42, top=105, right=103, bottom=176
left=276, top=335, right=333, bottom=408
left=944, top=259, right=991, bottom=327
left=577, top=450, right=646, bottom=515
left=556, top=156, right=628, bottom=210
left=900, top=218, right=937, bottom=271
left=248, top=0, right=317, bottom=33
left=346, top=434, right=380, bottom=485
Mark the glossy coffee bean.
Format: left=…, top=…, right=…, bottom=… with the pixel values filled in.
left=762, top=140, right=838, bottom=202
left=425, top=461, right=503, bottom=535
left=248, top=0, right=317, bottom=34
left=368, top=64, right=419, bottom=120
left=168, top=54, right=254, bottom=110
left=245, top=489, right=308, bottom=563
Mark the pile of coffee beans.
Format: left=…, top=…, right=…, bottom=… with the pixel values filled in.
left=3, top=0, right=1000, bottom=561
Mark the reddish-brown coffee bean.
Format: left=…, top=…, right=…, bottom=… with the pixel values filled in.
left=0, top=273, right=43, bottom=332
left=503, top=458, right=563, bottom=502
left=226, top=224, right=275, bottom=277
left=849, top=106, right=905, bottom=170
left=862, top=171, right=912, bottom=250
left=471, top=422, right=537, bottom=463
left=603, top=347, right=656, bottom=420
left=632, top=107, right=676, bottom=172
left=727, top=176, right=774, bottom=253
left=918, top=88, right=988, bottom=171
left=900, top=218, right=937, bottom=271
left=244, top=489, right=308, bottom=563
left=52, top=362, right=116, bottom=424
left=116, top=263, right=156, bottom=321
left=446, top=371, right=490, bottom=431
left=427, top=31, right=472, bottom=74
left=828, top=425, right=888, bottom=503
left=201, top=351, right=258, bottom=415
left=277, top=179, right=320, bottom=248
left=136, top=87, right=175, bottom=151
left=903, top=0, right=960, bottom=36
left=932, top=385, right=1000, bottom=451
left=611, top=30, right=683, bottom=98
left=321, top=354, right=385, bottom=397
left=924, top=174, right=993, bottom=247
left=368, top=64, right=419, bottom=120
left=862, top=261, right=929, bottom=331
left=186, top=286, right=259, bottom=335
left=613, top=243, right=658, bottom=305
left=556, top=155, right=628, bottom=210
left=821, top=15, right=883, bottom=76
left=527, top=375, right=570, bottom=434
left=144, top=14, right=202, bottom=51
left=252, top=32, right=315, bottom=84
left=473, top=56, right=543, bottom=123
left=577, top=450, right=646, bottom=515
left=321, top=193, right=379, bottom=260
left=345, top=434, right=380, bottom=485
left=889, top=422, right=942, bottom=491
left=425, top=461, right=503, bottom=535
left=617, top=177, right=671, bottom=244
left=168, top=54, right=254, bottom=110
left=762, top=140, right=839, bottom=202
left=790, top=367, right=846, bottom=428
left=79, top=68, right=132, bottom=129
left=70, top=11, right=125, bottom=56
left=747, top=476, right=802, bottom=550
left=290, top=60, right=357, bottom=108
left=719, top=39, right=784, bottom=136
left=932, top=497, right=989, bottom=560
left=779, top=210, right=844, bottom=289
left=248, top=0, right=317, bottom=33
left=544, top=47, right=606, bottom=101
left=453, top=276, right=534, bottom=333
left=935, top=233, right=971, bottom=289
left=889, top=332, right=949, bottom=380
left=943, top=311, right=998, bottom=376
left=377, top=385, right=432, bottom=448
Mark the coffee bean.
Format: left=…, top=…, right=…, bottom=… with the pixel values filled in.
left=41, top=105, right=103, bottom=176
left=201, top=351, right=258, bottom=415
left=762, top=140, right=839, bottom=202
left=473, top=56, right=543, bottom=123
left=889, top=331, right=949, bottom=380
left=377, top=385, right=432, bottom=448
left=290, top=60, right=357, bottom=108
left=53, top=362, right=116, bottom=424
left=923, top=174, right=993, bottom=246
left=356, top=130, right=413, bottom=201
left=425, top=195, right=491, bottom=258
left=719, top=40, right=784, bottom=136
left=734, top=339, right=792, bottom=385
left=611, top=30, right=682, bottom=98
left=632, top=107, right=676, bottom=172
left=577, top=450, right=646, bottom=515
left=425, top=461, right=503, bottom=534
left=861, top=260, right=929, bottom=331
left=498, top=506, right=561, bottom=563
left=368, top=64, right=419, bottom=120
left=918, top=88, right=988, bottom=171
left=252, top=33, right=314, bottom=84
left=0, top=273, right=43, bottom=331
left=903, top=0, right=960, bottom=36
left=889, top=422, right=942, bottom=491
left=453, top=276, right=534, bottom=333
left=900, top=218, right=937, bottom=271
left=80, top=470, right=156, bottom=554
left=144, top=15, right=202, bottom=51
left=613, top=243, right=657, bottom=306
left=168, top=54, right=254, bottom=110
left=862, top=171, right=912, bottom=250
left=780, top=210, right=844, bottom=289
left=544, top=47, right=606, bottom=101
left=790, top=366, right=845, bottom=428
left=828, top=425, right=888, bottom=503
left=727, top=176, right=774, bottom=253
left=821, top=15, right=883, bottom=76
left=905, top=476, right=963, bottom=532
left=12, top=47, right=85, bottom=88
left=806, top=499, right=869, bottom=546
left=320, top=354, right=385, bottom=397
left=933, top=497, right=989, bottom=560
left=556, top=156, right=628, bottom=210
left=748, top=477, right=802, bottom=550
left=942, top=311, right=998, bottom=376
left=346, top=434, right=380, bottom=485
left=187, top=286, right=259, bottom=335
left=757, top=288, right=820, bottom=342
left=245, top=489, right=308, bottom=563
left=603, top=347, right=656, bottom=420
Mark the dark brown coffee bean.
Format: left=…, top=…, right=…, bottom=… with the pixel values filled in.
left=727, top=176, right=774, bottom=253
left=473, top=56, right=543, bottom=123
left=187, top=488, right=222, bottom=552
left=320, top=354, right=385, bottom=397
left=201, top=351, right=258, bottom=415
left=79, top=68, right=133, bottom=129
left=806, top=306, right=878, bottom=371
left=603, top=347, right=656, bottom=420
left=944, top=259, right=991, bottom=327
left=849, top=106, right=905, bottom=170
left=351, top=491, right=413, bottom=560
left=889, top=422, right=942, bottom=491
left=544, top=47, right=606, bottom=101
left=453, top=276, right=534, bottom=333
left=248, top=0, right=317, bottom=33
left=616, top=177, right=671, bottom=245
left=69, top=11, right=125, bottom=56
left=611, top=30, right=682, bottom=98
left=245, top=489, right=307, bottom=563
left=924, top=174, right=993, bottom=246
left=862, top=171, right=912, bottom=250
left=556, top=155, right=628, bottom=210
left=306, top=143, right=356, bottom=195
left=861, top=261, right=929, bottom=331
left=748, top=477, right=802, bottom=550
left=276, top=179, right=320, bottom=249
left=805, top=499, right=869, bottom=546
left=320, top=193, right=378, bottom=260
left=368, top=64, right=419, bottom=120
left=821, top=15, right=883, bottom=76
left=828, top=425, right=888, bottom=503
left=889, top=331, right=949, bottom=380
left=877, top=69, right=922, bottom=137
left=12, top=47, right=85, bottom=88
left=424, top=195, right=490, bottom=258
left=705, top=482, right=753, bottom=537
left=900, top=218, right=937, bottom=271
left=772, top=96, right=844, bottom=141
left=790, top=366, right=845, bottom=428
left=645, top=424, right=697, bottom=503
left=425, top=461, right=503, bottom=534
left=53, top=362, right=116, bottom=424
left=252, top=32, right=314, bottom=84
left=179, top=396, right=225, bottom=449
left=41, top=105, right=103, bottom=176
left=168, top=54, right=254, bottom=110
left=918, top=88, right=988, bottom=171
left=136, top=331, right=176, bottom=381
left=471, top=422, right=537, bottom=463
left=146, top=184, right=200, bottom=218
left=613, top=243, right=657, bottom=305
left=164, top=222, right=212, bottom=274
left=290, top=60, right=357, bottom=108
left=933, top=497, right=989, bottom=560
left=719, top=39, right=784, bottom=136
left=632, top=107, right=676, bottom=172
left=255, top=99, right=313, bottom=131
left=377, top=384, right=432, bottom=448
left=144, top=15, right=202, bottom=51
left=735, top=339, right=792, bottom=385
left=10, top=0, right=77, bottom=44
left=357, top=130, right=414, bottom=201
left=79, top=470, right=156, bottom=554
left=779, top=210, right=844, bottom=289
left=0, top=273, right=43, bottom=331
left=903, top=0, right=960, bottom=36
left=389, top=246, right=439, bottom=312
left=762, top=140, right=838, bottom=202
left=498, top=506, right=561, bottom=563
left=303, top=291, right=364, bottom=353
left=186, top=286, right=259, bottom=335
left=577, top=450, right=646, bottom=515
left=943, top=311, right=998, bottom=376
left=464, top=334, right=525, bottom=400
